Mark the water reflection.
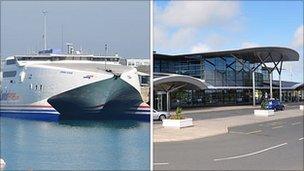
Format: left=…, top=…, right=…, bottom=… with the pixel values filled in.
left=0, top=117, right=150, bottom=170
left=58, top=119, right=140, bottom=129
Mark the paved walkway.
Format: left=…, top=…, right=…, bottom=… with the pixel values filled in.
left=154, top=108, right=304, bottom=142
left=181, top=105, right=258, bottom=114
left=180, top=102, right=302, bottom=114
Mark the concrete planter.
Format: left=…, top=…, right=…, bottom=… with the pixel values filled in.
left=254, top=109, right=274, bottom=117
left=162, top=118, right=193, bottom=129
left=300, top=105, right=304, bottom=111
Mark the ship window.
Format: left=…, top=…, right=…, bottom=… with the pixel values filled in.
left=6, top=59, right=16, bottom=65
left=3, top=71, right=17, bottom=77
left=40, top=85, right=43, bottom=91
left=35, top=85, right=38, bottom=90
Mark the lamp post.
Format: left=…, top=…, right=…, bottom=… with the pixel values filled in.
left=270, top=71, right=273, bottom=99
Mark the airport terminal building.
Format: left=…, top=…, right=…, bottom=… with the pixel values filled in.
left=153, top=47, right=304, bottom=111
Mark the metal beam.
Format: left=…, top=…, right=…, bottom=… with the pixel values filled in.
left=168, top=84, right=187, bottom=93
left=231, top=54, right=251, bottom=71
left=270, top=54, right=284, bottom=73
left=166, top=91, right=170, bottom=112
left=270, top=72, right=273, bottom=99
left=279, top=73, right=282, bottom=102
left=279, top=60, right=283, bottom=102
left=257, top=52, right=272, bottom=73
left=252, top=71, right=256, bottom=106
left=251, top=61, right=263, bottom=72
left=252, top=52, right=272, bottom=72
left=166, top=83, right=187, bottom=112
left=279, top=60, right=283, bottom=75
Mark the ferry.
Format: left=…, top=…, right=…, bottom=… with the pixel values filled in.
left=0, top=47, right=150, bottom=121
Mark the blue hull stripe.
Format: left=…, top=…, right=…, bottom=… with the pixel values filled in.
left=0, top=111, right=59, bottom=122
left=1, top=109, right=57, bottom=112
left=1, top=110, right=58, bottom=114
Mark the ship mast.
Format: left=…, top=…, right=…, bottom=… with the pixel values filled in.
left=42, top=10, right=48, bottom=50
left=105, top=43, right=108, bottom=70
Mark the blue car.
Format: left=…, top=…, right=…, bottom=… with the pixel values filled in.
left=266, top=99, right=285, bottom=111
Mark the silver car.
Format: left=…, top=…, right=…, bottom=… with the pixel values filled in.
left=153, top=109, right=170, bottom=121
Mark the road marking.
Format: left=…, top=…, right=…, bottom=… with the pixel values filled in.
left=213, top=143, right=288, bottom=162
left=299, top=137, right=304, bottom=141
left=229, top=131, right=247, bottom=135
left=291, top=122, right=302, bottom=125
left=246, top=130, right=262, bottom=134
left=154, top=162, right=169, bottom=165
left=229, top=130, right=262, bottom=135
left=272, top=125, right=284, bottom=129
left=269, top=121, right=284, bottom=126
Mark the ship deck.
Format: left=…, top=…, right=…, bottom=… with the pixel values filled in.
left=38, top=62, right=132, bottom=74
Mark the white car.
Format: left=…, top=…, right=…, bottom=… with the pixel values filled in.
left=153, top=109, right=170, bottom=121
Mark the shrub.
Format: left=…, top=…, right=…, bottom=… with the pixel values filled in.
left=170, top=107, right=184, bottom=120
left=261, top=100, right=267, bottom=110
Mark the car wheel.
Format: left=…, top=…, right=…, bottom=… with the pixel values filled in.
left=159, top=115, right=166, bottom=121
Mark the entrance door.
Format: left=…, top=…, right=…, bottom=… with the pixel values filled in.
left=155, top=92, right=167, bottom=111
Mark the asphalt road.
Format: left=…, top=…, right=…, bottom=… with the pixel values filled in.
left=154, top=116, right=304, bottom=170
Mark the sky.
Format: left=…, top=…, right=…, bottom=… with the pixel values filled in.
left=0, top=1, right=150, bottom=59
left=154, top=1, right=303, bottom=82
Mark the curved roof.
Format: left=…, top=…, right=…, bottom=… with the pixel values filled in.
left=294, top=83, right=304, bottom=90
left=154, top=73, right=208, bottom=91
left=155, top=47, right=299, bottom=63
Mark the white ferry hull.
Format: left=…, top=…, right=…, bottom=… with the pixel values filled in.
left=0, top=56, right=150, bottom=121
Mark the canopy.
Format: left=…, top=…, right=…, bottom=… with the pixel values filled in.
left=155, top=47, right=299, bottom=63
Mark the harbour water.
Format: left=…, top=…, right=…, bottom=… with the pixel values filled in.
left=0, top=117, right=150, bottom=170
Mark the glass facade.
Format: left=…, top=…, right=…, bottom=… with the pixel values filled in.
left=204, top=57, right=253, bottom=86
left=154, top=55, right=264, bottom=86
left=153, top=54, right=271, bottom=110
left=169, top=89, right=253, bottom=109
left=154, top=53, right=303, bottom=110
left=154, top=56, right=203, bottom=79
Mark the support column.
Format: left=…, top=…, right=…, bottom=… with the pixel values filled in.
left=270, top=72, right=273, bottom=99
left=279, top=73, right=282, bottom=102
left=166, top=91, right=170, bottom=112
left=252, top=71, right=256, bottom=106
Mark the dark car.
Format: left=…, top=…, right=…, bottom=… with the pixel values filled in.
left=266, top=99, right=285, bottom=111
